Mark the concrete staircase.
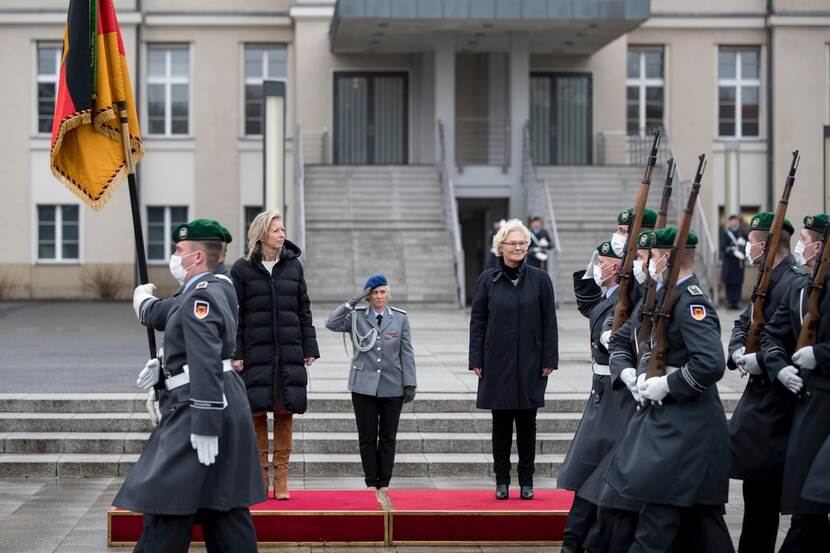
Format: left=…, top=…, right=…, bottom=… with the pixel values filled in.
left=535, top=165, right=673, bottom=303
left=303, top=165, right=457, bottom=303
left=0, top=392, right=739, bottom=480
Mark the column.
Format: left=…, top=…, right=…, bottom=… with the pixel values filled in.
left=434, top=32, right=456, bottom=172
left=509, top=32, right=530, bottom=219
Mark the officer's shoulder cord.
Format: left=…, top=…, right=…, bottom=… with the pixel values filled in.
left=341, top=310, right=379, bottom=360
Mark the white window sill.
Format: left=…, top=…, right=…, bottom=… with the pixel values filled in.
left=35, top=260, right=80, bottom=266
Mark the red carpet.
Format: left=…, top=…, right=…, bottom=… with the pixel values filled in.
left=108, top=488, right=573, bottom=546
left=387, top=489, right=572, bottom=544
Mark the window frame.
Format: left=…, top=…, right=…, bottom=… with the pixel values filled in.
left=625, top=46, right=665, bottom=138
left=36, top=204, right=81, bottom=264
left=717, top=46, right=761, bottom=139
left=146, top=205, right=189, bottom=263
left=241, top=44, right=288, bottom=138
left=34, top=41, right=62, bottom=137
left=145, top=44, right=191, bottom=137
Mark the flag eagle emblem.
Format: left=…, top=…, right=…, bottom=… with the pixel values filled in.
left=194, top=301, right=210, bottom=320
left=690, top=305, right=706, bottom=321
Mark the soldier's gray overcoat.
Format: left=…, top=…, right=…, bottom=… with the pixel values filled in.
left=113, top=273, right=264, bottom=515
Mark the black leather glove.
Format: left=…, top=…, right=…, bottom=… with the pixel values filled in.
left=403, top=386, right=416, bottom=404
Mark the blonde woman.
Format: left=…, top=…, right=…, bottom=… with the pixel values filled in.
left=230, top=211, right=319, bottom=500
left=468, top=218, right=558, bottom=500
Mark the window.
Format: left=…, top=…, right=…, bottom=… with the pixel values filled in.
left=243, top=206, right=263, bottom=251
left=36, top=43, right=62, bottom=134
left=147, top=46, right=190, bottom=136
left=626, top=47, right=664, bottom=137
left=37, top=205, right=79, bottom=261
left=718, top=47, right=760, bottom=138
left=243, top=45, right=287, bottom=136
left=147, top=206, right=188, bottom=261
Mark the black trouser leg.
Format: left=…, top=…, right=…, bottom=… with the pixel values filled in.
left=738, top=478, right=781, bottom=553
left=726, top=282, right=742, bottom=306
left=636, top=503, right=733, bottom=553
left=562, top=495, right=597, bottom=553
left=514, top=409, right=537, bottom=487
left=376, top=395, right=404, bottom=487
left=583, top=507, right=637, bottom=553
left=687, top=504, right=734, bottom=553
left=140, top=513, right=194, bottom=553
left=198, top=508, right=258, bottom=553
left=352, top=392, right=380, bottom=487
left=779, top=513, right=830, bottom=553
left=131, top=516, right=149, bottom=553
left=630, top=503, right=684, bottom=553
left=491, top=410, right=515, bottom=486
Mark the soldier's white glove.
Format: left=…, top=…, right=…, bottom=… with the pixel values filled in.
left=191, top=434, right=219, bottom=466
left=639, top=375, right=670, bottom=405
left=583, top=250, right=599, bottom=279
left=145, top=390, right=160, bottom=427
left=620, top=368, right=639, bottom=402
left=777, top=366, right=803, bottom=395
left=738, top=353, right=762, bottom=376
left=132, top=283, right=157, bottom=318
left=600, top=330, right=612, bottom=349
left=793, top=346, right=817, bottom=370
left=136, top=358, right=160, bottom=390
left=730, top=347, right=745, bottom=370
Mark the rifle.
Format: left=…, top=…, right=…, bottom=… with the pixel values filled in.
left=611, top=129, right=661, bottom=331
left=646, top=154, right=707, bottom=379
left=636, top=159, right=675, bottom=361
left=744, top=151, right=800, bottom=354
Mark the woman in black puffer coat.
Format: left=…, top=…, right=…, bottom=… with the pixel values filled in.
left=231, top=210, right=319, bottom=500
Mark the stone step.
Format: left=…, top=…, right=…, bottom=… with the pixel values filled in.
left=0, top=452, right=566, bottom=479
left=0, top=431, right=574, bottom=455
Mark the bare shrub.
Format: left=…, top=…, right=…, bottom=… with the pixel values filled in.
left=82, top=266, right=131, bottom=300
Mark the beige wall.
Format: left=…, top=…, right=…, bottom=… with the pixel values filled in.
left=652, top=0, right=766, bottom=14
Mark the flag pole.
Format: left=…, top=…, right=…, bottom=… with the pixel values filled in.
left=117, top=100, right=157, bottom=357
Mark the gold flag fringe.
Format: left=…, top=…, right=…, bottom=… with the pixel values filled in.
left=50, top=106, right=143, bottom=211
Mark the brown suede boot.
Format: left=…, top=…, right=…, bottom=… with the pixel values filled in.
left=274, top=412, right=294, bottom=500
left=252, top=412, right=271, bottom=499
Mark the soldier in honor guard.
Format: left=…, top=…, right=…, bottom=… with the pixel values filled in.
left=577, top=231, right=656, bottom=553
left=325, top=275, right=417, bottom=490
left=604, top=227, right=734, bottom=553
left=114, top=219, right=264, bottom=553
left=725, top=211, right=801, bottom=553
left=574, top=209, right=657, bottom=318
left=558, top=239, right=624, bottom=552
left=760, top=213, right=830, bottom=551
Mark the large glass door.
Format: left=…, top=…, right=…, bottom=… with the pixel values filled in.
left=333, top=72, right=408, bottom=164
left=530, top=73, right=592, bottom=165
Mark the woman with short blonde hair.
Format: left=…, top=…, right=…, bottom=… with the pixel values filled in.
left=491, top=219, right=532, bottom=257
left=231, top=210, right=319, bottom=500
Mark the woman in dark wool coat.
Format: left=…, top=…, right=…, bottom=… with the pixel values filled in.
left=231, top=210, right=320, bottom=500
left=469, top=218, right=559, bottom=501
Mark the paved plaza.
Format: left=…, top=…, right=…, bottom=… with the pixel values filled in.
left=0, top=300, right=788, bottom=551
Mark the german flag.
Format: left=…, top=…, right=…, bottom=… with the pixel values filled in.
left=50, top=0, right=142, bottom=211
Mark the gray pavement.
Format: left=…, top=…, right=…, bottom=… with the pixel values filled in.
left=0, top=300, right=784, bottom=551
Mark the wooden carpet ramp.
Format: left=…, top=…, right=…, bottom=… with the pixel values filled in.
left=108, top=488, right=573, bottom=546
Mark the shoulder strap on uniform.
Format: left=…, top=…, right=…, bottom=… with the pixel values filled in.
left=390, top=306, right=407, bottom=314
left=686, top=285, right=704, bottom=296
left=215, top=274, right=233, bottom=285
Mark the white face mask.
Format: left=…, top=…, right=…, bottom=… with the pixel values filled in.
left=611, top=232, right=627, bottom=257
left=648, top=258, right=664, bottom=284
left=169, top=251, right=198, bottom=284
left=633, top=259, right=648, bottom=285
left=794, top=240, right=807, bottom=266
left=745, top=241, right=764, bottom=266
left=593, top=264, right=605, bottom=287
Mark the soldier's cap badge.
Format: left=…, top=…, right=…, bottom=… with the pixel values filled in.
left=601, top=242, right=610, bottom=254
left=179, top=227, right=188, bottom=239
left=621, top=211, right=630, bottom=222
left=689, top=304, right=706, bottom=321
left=194, top=300, right=210, bottom=320
left=806, top=216, right=814, bottom=226
left=639, top=234, right=649, bottom=246
left=751, top=217, right=759, bottom=229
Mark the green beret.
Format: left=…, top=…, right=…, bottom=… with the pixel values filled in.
left=217, top=222, right=233, bottom=244
left=803, top=213, right=828, bottom=233
left=652, top=227, right=699, bottom=249
left=637, top=231, right=654, bottom=249
left=617, top=208, right=658, bottom=229
left=749, top=211, right=794, bottom=235
left=173, top=219, right=231, bottom=243
left=596, top=239, right=624, bottom=259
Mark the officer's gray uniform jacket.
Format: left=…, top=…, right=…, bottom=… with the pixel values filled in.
left=578, top=300, right=646, bottom=512
left=113, top=273, right=264, bottom=515
left=761, top=273, right=830, bottom=514
left=557, top=286, right=619, bottom=491
left=727, top=256, right=801, bottom=482
left=604, top=276, right=730, bottom=507
left=325, top=304, right=416, bottom=397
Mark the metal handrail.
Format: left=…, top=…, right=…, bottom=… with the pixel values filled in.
left=522, top=121, right=561, bottom=304
left=294, top=124, right=307, bottom=255
left=660, top=128, right=720, bottom=305
left=455, top=116, right=511, bottom=171
left=437, top=119, right=466, bottom=308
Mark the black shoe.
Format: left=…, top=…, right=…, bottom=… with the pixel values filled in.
left=520, top=486, right=534, bottom=500
left=495, top=484, right=509, bottom=500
